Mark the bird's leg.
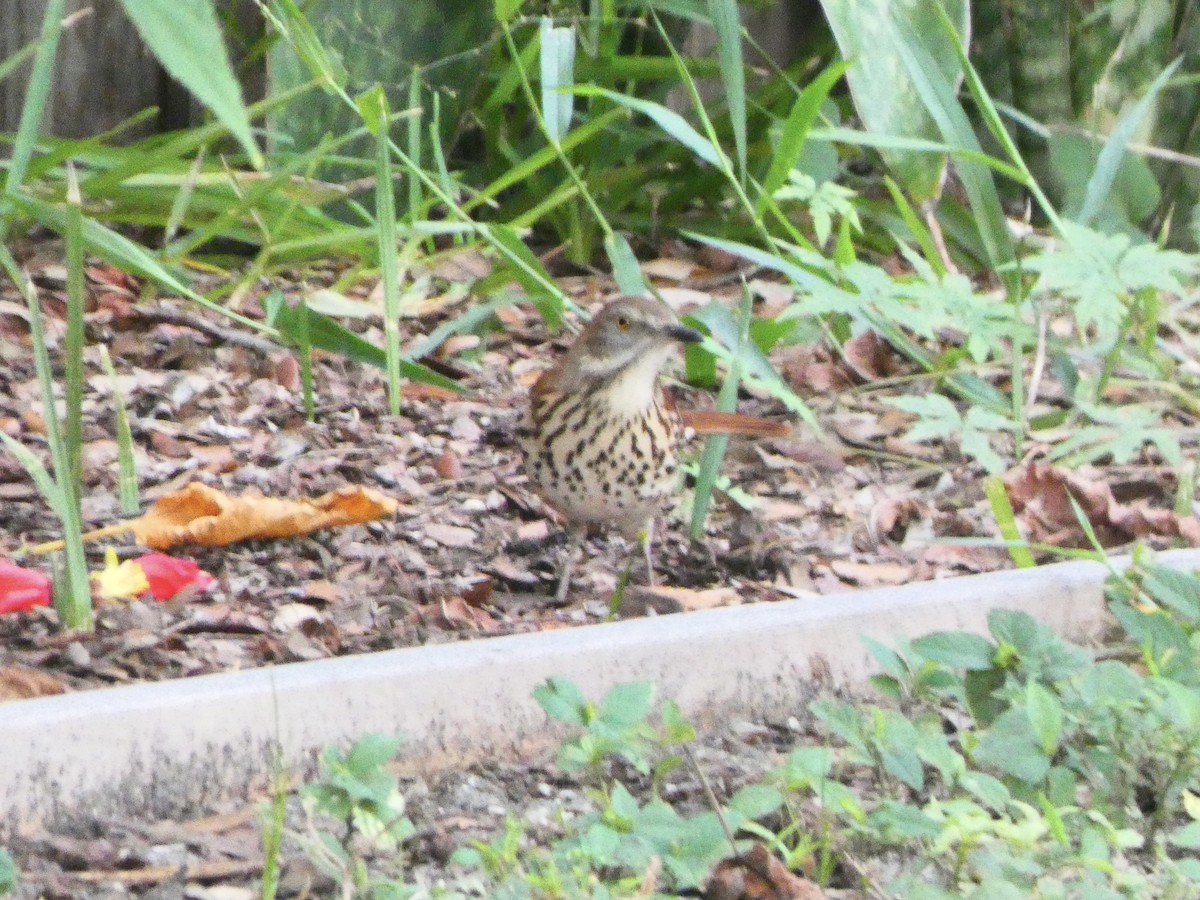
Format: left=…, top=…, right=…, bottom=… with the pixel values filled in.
left=554, top=526, right=586, bottom=604
left=638, top=519, right=656, bottom=587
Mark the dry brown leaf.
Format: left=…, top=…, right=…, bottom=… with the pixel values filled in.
left=426, top=523, right=477, bottom=548
left=829, top=559, right=913, bottom=587
left=842, top=330, right=895, bottom=382
left=1004, top=462, right=1200, bottom=547
left=517, top=520, right=552, bottom=541
left=706, top=843, right=825, bottom=899
left=427, top=595, right=500, bottom=632
left=435, top=448, right=464, bottom=479
left=129, top=482, right=398, bottom=550
left=620, top=585, right=741, bottom=617
left=0, top=664, right=67, bottom=702
left=641, top=257, right=697, bottom=282
left=302, top=580, right=341, bottom=604
left=653, top=585, right=741, bottom=610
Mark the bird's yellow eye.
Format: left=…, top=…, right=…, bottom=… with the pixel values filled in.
left=615, top=316, right=630, bottom=330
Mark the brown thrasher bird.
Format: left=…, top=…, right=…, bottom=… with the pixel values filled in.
left=519, top=296, right=789, bottom=602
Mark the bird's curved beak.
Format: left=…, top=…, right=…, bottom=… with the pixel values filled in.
left=666, top=323, right=703, bottom=344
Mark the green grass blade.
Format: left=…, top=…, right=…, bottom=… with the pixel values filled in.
left=406, top=68, right=423, bottom=218
left=97, top=346, right=140, bottom=516
left=983, top=476, right=1035, bottom=569
left=163, top=148, right=206, bottom=247
left=1078, top=57, right=1183, bottom=228
left=604, top=232, right=647, bottom=296
left=882, top=175, right=945, bottom=275
left=296, top=292, right=315, bottom=421
left=690, top=288, right=753, bottom=539
left=265, top=296, right=462, bottom=393
left=757, top=61, right=848, bottom=215
left=117, top=0, right=262, bottom=167
left=64, top=166, right=86, bottom=490
left=891, top=15, right=1014, bottom=273
left=0, top=0, right=66, bottom=242
left=571, top=86, right=723, bottom=167
left=540, top=17, right=577, bottom=145
left=0, top=246, right=92, bottom=630
left=8, top=192, right=272, bottom=334
left=362, top=85, right=405, bottom=417
left=707, top=0, right=745, bottom=179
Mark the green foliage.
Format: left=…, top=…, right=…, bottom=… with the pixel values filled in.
left=292, top=734, right=419, bottom=895
left=1025, top=221, right=1199, bottom=351
left=279, top=555, right=1200, bottom=896
left=117, top=0, right=260, bottom=167
left=0, top=849, right=17, bottom=896
left=796, top=558, right=1200, bottom=897
left=534, top=677, right=693, bottom=778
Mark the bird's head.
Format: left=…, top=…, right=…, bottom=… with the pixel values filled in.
left=562, top=297, right=701, bottom=387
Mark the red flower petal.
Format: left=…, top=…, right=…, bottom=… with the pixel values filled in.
left=134, top=553, right=215, bottom=600
left=0, top=560, right=52, bottom=614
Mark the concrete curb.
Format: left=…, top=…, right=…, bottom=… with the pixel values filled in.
left=6, top=549, right=1199, bottom=836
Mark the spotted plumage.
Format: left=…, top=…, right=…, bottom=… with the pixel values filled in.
left=518, top=297, right=701, bottom=601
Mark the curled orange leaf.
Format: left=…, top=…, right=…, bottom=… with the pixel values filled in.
left=129, top=482, right=399, bottom=550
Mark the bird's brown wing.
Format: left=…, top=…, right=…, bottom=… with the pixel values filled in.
left=679, top=408, right=792, bottom=438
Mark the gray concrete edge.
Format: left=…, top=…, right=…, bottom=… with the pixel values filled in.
left=5, top=549, right=1199, bottom=836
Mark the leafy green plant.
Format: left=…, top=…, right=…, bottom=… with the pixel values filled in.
left=533, top=677, right=693, bottom=779
left=291, top=734, right=417, bottom=895
left=459, top=678, right=752, bottom=894
left=794, top=555, right=1200, bottom=896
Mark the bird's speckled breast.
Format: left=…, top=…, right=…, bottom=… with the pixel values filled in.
left=519, top=385, right=681, bottom=535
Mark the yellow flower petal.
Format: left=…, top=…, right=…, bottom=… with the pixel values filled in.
left=91, top=547, right=150, bottom=601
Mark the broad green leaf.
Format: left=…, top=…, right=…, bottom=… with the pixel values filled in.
left=869, top=800, right=941, bottom=838
left=911, top=631, right=996, bottom=670
left=1141, top=564, right=1200, bottom=619
left=1025, top=681, right=1064, bottom=755
left=346, top=734, right=405, bottom=773
left=862, top=635, right=908, bottom=680
left=783, top=746, right=833, bottom=785
left=964, top=667, right=1007, bottom=725
left=533, top=677, right=591, bottom=727
left=118, top=0, right=262, bottom=168
left=973, top=708, right=1051, bottom=784
left=728, top=784, right=784, bottom=819
left=598, top=681, right=655, bottom=728
left=960, top=770, right=1010, bottom=810
left=1170, top=821, right=1200, bottom=850
left=604, top=232, right=647, bottom=295
left=882, top=747, right=925, bottom=791
left=820, top=0, right=968, bottom=201
left=539, top=18, right=576, bottom=144
left=0, top=848, right=17, bottom=893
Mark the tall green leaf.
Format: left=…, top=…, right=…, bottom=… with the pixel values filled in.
left=821, top=0, right=969, bottom=203
left=707, top=0, right=745, bottom=179
left=118, top=0, right=262, bottom=168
